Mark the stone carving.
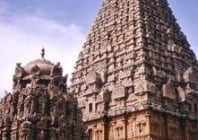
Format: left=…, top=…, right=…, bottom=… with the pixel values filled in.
left=96, top=89, right=110, bottom=103
left=162, top=79, right=176, bottom=100
left=177, top=86, right=186, bottom=102
left=70, top=0, right=198, bottom=139
left=183, top=67, right=198, bottom=83
left=86, top=71, right=101, bottom=85
left=14, top=63, right=24, bottom=78
left=135, top=80, right=157, bottom=95
left=112, top=85, right=126, bottom=99
left=151, top=122, right=160, bottom=134
left=0, top=50, right=87, bottom=140
left=50, top=62, right=63, bottom=76
left=30, top=65, right=41, bottom=76
left=136, top=121, right=146, bottom=135
left=0, top=0, right=198, bottom=138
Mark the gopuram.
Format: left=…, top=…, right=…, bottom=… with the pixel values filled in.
left=0, top=49, right=87, bottom=140
left=71, top=0, right=198, bottom=139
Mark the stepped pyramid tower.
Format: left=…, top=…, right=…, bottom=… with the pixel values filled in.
left=71, top=0, right=198, bottom=140
left=0, top=49, right=87, bottom=140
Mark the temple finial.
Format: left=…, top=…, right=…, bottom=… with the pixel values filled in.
left=41, top=48, right=45, bottom=58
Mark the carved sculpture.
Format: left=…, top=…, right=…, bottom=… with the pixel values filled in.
left=70, top=0, right=198, bottom=139
left=183, top=67, right=198, bottom=83
left=162, top=79, right=176, bottom=100
left=0, top=50, right=87, bottom=140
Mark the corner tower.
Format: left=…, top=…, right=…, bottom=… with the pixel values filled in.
left=71, top=0, right=198, bottom=140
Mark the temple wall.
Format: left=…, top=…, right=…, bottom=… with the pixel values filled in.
left=86, top=110, right=198, bottom=140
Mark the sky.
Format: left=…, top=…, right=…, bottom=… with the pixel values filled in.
left=0, top=0, right=197, bottom=96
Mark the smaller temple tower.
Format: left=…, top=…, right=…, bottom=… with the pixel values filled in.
left=0, top=49, right=87, bottom=140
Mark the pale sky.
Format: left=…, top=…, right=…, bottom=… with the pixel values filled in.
left=0, top=0, right=197, bottom=96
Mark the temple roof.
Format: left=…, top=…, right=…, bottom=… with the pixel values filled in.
left=24, top=58, right=55, bottom=75
left=23, top=48, right=55, bottom=76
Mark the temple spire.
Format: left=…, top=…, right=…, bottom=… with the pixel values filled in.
left=41, top=48, right=45, bottom=58
left=71, top=0, right=198, bottom=139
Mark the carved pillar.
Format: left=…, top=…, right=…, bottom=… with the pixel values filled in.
left=103, top=114, right=109, bottom=140
left=123, top=114, right=128, bottom=140
left=111, top=120, right=116, bottom=140
left=178, top=118, right=185, bottom=140
left=144, top=112, right=150, bottom=138
left=131, top=116, right=136, bottom=138
left=163, top=114, right=168, bottom=140
left=185, top=120, right=190, bottom=140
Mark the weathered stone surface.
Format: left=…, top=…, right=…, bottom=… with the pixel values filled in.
left=71, top=0, right=198, bottom=139
left=0, top=50, right=87, bottom=140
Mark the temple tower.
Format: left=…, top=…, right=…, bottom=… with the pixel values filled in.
left=0, top=49, right=87, bottom=140
left=71, top=0, right=198, bottom=139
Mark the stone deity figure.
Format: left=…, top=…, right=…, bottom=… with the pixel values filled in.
left=23, top=96, right=32, bottom=116
left=19, top=120, right=33, bottom=140
left=13, top=63, right=24, bottom=90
